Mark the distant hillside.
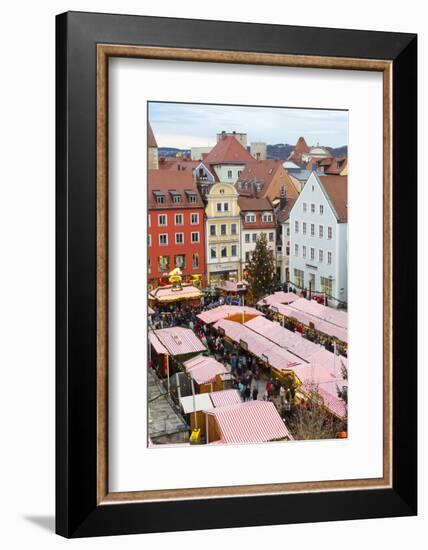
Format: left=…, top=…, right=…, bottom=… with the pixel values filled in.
left=326, top=145, right=348, bottom=157
left=158, top=147, right=190, bottom=157
left=159, top=144, right=347, bottom=160
left=266, top=144, right=294, bottom=160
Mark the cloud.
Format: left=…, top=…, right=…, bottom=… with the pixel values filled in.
left=149, top=102, right=348, bottom=148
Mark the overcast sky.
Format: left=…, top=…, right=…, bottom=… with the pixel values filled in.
left=148, top=102, right=348, bottom=149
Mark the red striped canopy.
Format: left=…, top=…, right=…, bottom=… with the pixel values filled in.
left=206, top=400, right=292, bottom=444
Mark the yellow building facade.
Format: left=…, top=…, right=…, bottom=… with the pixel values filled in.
left=205, top=183, right=241, bottom=285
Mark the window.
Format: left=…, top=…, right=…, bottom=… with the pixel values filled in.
left=294, top=268, right=304, bottom=288
left=191, top=213, right=199, bottom=225
left=269, top=232, right=274, bottom=242
left=246, top=214, right=256, bottom=223
left=328, top=226, right=333, bottom=239
left=148, top=215, right=151, bottom=227
left=158, top=214, right=167, bottom=226
left=319, top=225, right=324, bottom=238
left=231, top=223, right=237, bottom=235
left=327, top=251, right=332, bottom=264
left=175, top=233, right=184, bottom=244
left=191, top=232, right=200, bottom=243
left=294, top=220, right=299, bottom=233
left=302, top=245, right=307, bottom=258
left=252, top=233, right=257, bottom=243
left=319, top=249, right=323, bottom=263
left=175, top=214, right=183, bottom=225
left=210, top=246, right=217, bottom=259
left=219, top=188, right=225, bottom=194
left=263, top=213, right=273, bottom=223
left=310, top=247, right=315, bottom=261
left=245, top=251, right=250, bottom=262
left=216, top=203, right=222, bottom=212
left=287, top=226, right=290, bottom=236
left=221, top=224, right=227, bottom=236
left=148, top=235, right=151, bottom=247
left=159, top=234, right=168, bottom=246
left=286, top=246, right=290, bottom=256
left=210, top=225, right=216, bottom=236
left=245, top=233, right=250, bottom=243
left=310, top=223, right=315, bottom=236
left=320, top=276, right=332, bottom=296
left=156, top=196, right=165, bottom=205
left=294, top=244, right=299, bottom=256
left=221, top=245, right=227, bottom=258
left=238, top=170, right=242, bottom=177
left=302, top=222, right=307, bottom=235
left=172, top=195, right=181, bottom=204
left=223, top=202, right=229, bottom=212
left=148, top=255, right=151, bottom=274
left=188, top=195, right=196, bottom=203
left=319, top=204, right=324, bottom=215
left=311, top=185, right=315, bottom=192
left=192, top=253, right=199, bottom=268
left=227, top=170, right=233, bottom=179
left=231, top=244, right=237, bottom=257
left=303, top=202, right=307, bottom=213
left=158, top=255, right=169, bottom=270
left=175, top=255, right=185, bottom=268
left=311, top=203, right=315, bottom=214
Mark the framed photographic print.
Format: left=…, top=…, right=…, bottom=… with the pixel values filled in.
left=56, top=11, right=417, bottom=538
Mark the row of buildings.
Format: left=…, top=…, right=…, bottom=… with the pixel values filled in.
left=147, top=124, right=348, bottom=304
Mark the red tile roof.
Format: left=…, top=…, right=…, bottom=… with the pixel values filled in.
left=158, top=157, right=199, bottom=172
left=319, top=175, right=348, bottom=222
left=148, top=169, right=204, bottom=209
left=294, top=136, right=309, bottom=154
left=237, top=160, right=299, bottom=200
left=204, top=135, right=254, bottom=164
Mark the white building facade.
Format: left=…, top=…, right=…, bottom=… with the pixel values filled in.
left=288, top=172, right=348, bottom=304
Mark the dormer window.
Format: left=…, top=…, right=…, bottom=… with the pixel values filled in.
left=169, top=190, right=181, bottom=203
left=184, top=189, right=197, bottom=203
left=246, top=213, right=256, bottom=223
left=153, top=190, right=165, bottom=204
left=262, top=212, right=273, bottom=223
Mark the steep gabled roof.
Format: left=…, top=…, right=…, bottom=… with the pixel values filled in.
left=319, top=175, right=348, bottom=222
left=147, top=123, right=158, bottom=148
left=294, top=136, right=309, bottom=154
left=237, top=160, right=299, bottom=200
left=204, top=135, right=254, bottom=164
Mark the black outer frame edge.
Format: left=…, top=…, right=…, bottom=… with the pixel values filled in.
left=391, top=36, right=418, bottom=513
left=55, top=10, right=418, bottom=538
left=55, top=11, right=69, bottom=538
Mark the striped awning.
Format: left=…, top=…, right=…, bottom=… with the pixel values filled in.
left=209, top=389, right=242, bottom=408
left=152, top=327, right=206, bottom=356
left=183, top=355, right=227, bottom=385
left=149, top=332, right=168, bottom=354
left=197, top=305, right=263, bottom=325
left=206, top=401, right=292, bottom=443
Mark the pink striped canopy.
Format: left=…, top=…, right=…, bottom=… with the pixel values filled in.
left=289, top=298, right=348, bottom=329
left=214, top=319, right=302, bottom=372
left=206, top=400, right=292, bottom=444
left=272, top=303, right=348, bottom=343
left=197, top=305, right=263, bottom=325
left=152, top=327, right=206, bottom=356
left=209, top=389, right=242, bottom=408
left=244, top=316, right=321, bottom=362
left=257, top=292, right=300, bottom=307
left=183, top=355, right=227, bottom=385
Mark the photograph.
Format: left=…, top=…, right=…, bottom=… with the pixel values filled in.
left=147, top=102, right=349, bottom=447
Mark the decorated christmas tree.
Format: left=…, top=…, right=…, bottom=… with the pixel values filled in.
left=245, top=233, right=276, bottom=300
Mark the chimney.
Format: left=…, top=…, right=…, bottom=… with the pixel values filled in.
left=279, top=185, right=287, bottom=210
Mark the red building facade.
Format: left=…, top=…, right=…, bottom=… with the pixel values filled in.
left=148, top=170, right=206, bottom=287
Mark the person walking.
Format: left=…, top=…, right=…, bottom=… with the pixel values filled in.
left=244, top=385, right=251, bottom=402
left=252, top=384, right=259, bottom=401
